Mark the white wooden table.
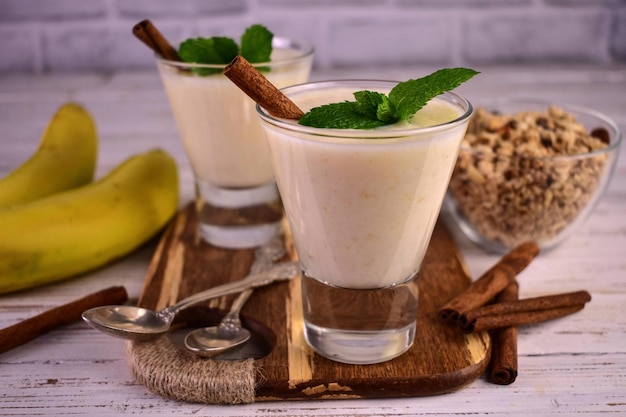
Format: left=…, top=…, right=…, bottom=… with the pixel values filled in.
left=1, top=65, right=625, bottom=416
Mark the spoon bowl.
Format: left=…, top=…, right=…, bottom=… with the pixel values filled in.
left=82, top=305, right=173, bottom=341
left=184, top=288, right=254, bottom=357
left=185, top=325, right=251, bottom=358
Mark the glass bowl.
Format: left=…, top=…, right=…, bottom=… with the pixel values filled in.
left=445, top=99, right=622, bottom=253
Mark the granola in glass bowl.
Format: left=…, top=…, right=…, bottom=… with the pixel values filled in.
left=446, top=100, right=621, bottom=253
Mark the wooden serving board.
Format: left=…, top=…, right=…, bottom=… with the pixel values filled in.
left=127, top=203, right=490, bottom=404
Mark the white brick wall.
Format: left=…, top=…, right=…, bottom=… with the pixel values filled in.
left=0, top=0, right=624, bottom=74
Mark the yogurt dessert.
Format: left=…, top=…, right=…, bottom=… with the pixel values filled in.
left=156, top=32, right=313, bottom=248
left=257, top=78, right=474, bottom=364
left=260, top=83, right=471, bottom=289
left=157, top=46, right=312, bottom=188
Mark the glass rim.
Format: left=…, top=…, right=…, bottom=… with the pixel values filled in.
left=154, top=36, right=315, bottom=69
left=460, top=98, right=622, bottom=160
left=256, top=80, right=474, bottom=141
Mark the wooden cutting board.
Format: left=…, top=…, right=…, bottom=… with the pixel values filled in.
left=127, top=202, right=490, bottom=404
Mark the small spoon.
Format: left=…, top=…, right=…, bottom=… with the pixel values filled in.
left=184, top=238, right=286, bottom=357
left=81, top=261, right=298, bottom=341
left=184, top=288, right=254, bottom=357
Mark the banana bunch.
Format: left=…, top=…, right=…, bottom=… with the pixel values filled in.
left=0, top=103, right=97, bottom=208
left=0, top=104, right=180, bottom=294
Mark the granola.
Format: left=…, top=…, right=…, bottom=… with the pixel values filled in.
left=448, top=105, right=611, bottom=249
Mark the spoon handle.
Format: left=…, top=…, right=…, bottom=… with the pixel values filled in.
left=167, top=261, right=299, bottom=315
left=229, top=289, right=254, bottom=316
left=218, top=288, right=254, bottom=333
left=215, top=238, right=284, bottom=332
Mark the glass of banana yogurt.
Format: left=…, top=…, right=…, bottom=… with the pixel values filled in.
left=257, top=80, right=473, bottom=364
left=156, top=38, right=313, bottom=249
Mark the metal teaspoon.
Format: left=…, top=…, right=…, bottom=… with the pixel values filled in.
left=183, top=237, right=287, bottom=357
left=81, top=260, right=298, bottom=341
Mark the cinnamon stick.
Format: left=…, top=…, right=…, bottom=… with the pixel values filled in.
left=463, top=304, right=585, bottom=333
left=0, top=286, right=128, bottom=355
left=223, top=55, right=305, bottom=120
left=488, top=281, right=519, bottom=385
left=132, top=20, right=159, bottom=54
left=438, top=242, right=539, bottom=322
left=460, top=290, right=591, bottom=327
left=460, top=290, right=591, bottom=333
left=132, top=19, right=181, bottom=61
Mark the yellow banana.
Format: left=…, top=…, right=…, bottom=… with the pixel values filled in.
left=0, top=102, right=97, bottom=208
left=0, top=149, right=179, bottom=294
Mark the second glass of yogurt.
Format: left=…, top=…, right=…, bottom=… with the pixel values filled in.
left=156, top=38, right=314, bottom=249
left=257, top=80, right=473, bottom=364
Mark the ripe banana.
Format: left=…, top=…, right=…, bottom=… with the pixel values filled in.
left=0, top=102, right=98, bottom=208
left=0, top=149, right=179, bottom=294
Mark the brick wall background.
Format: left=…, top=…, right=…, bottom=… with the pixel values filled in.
left=1, top=0, right=625, bottom=74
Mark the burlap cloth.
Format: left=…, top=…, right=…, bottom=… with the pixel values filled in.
left=126, top=337, right=257, bottom=404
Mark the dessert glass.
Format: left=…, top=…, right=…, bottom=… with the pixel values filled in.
left=156, top=38, right=314, bottom=248
left=257, top=80, right=473, bottom=364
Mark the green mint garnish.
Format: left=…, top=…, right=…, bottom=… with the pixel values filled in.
left=240, top=24, right=273, bottom=64
left=301, top=101, right=389, bottom=130
left=179, top=37, right=238, bottom=75
left=178, top=24, right=273, bottom=76
left=299, top=68, right=479, bottom=129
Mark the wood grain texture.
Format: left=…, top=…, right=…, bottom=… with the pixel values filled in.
left=132, top=203, right=490, bottom=402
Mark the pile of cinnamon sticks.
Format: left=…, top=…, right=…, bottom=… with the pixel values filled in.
left=438, top=242, right=591, bottom=385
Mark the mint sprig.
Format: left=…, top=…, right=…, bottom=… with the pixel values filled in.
left=299, top=68, right=479, bottom=129
left=179, top=37, right=238, bottom=75
left=300, top=101, right=388, bottom=129
left=178, top=24, right=274, bottom=76
left=240, top=24, right=273, bottom=64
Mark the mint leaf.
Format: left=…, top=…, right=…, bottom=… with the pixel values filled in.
left=353, top=91, right=398, bottom=123
left=389, top=68, right=479, bottom=121
left=178, top=24, right=274, bottom=76
left=240, top=24, right=273, bottom=63
left=299, top=102, right=387, bottom=129
left=178, top=37, right=238, bottom=75
left=178, top=37, right=238, bottom=64
left=353, top=91, right=382, bottom=117
left=298, top=67, right=479, bottom=129
left=375, top=94, right=396, bottom=123
left=212, top=37, right=240, bottom=62
left=376, top=98, right=395, bottom=122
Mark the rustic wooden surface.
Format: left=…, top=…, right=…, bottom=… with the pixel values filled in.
left=0, top=65, right=625, bottom=416
left=129, top=203, right=489, bottom=402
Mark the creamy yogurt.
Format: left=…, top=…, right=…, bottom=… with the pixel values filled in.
left=157, top=47, right=313, bottom=188
left=258, top=81, right=472, bottom=289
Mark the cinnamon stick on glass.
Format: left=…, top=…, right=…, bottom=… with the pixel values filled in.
left=438, top=242, right=540, bottom=322
left=488, top=281, right=519, bottom=385
left=459, top=290, right=591, bottom=333
left=223, top=55, right=305, bottom=120
left=132, top=19, right=181, bottom=61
